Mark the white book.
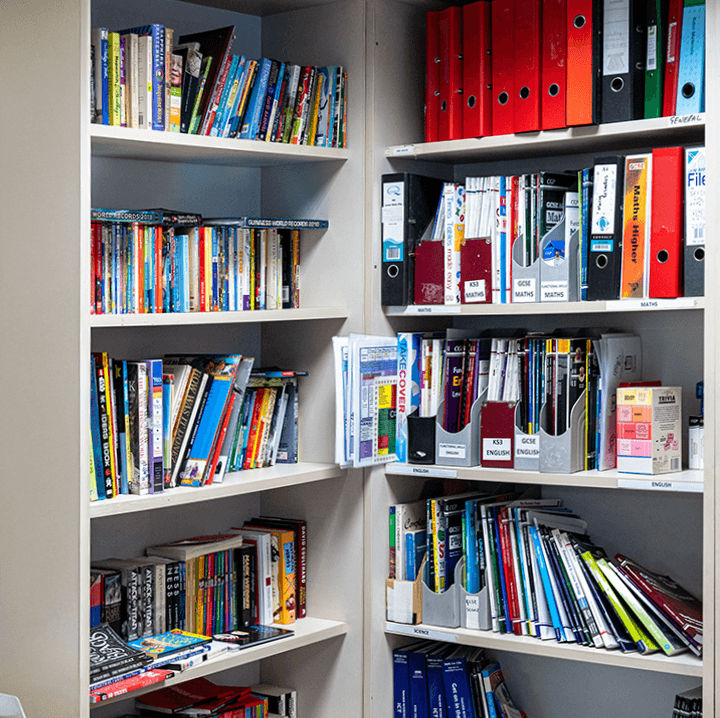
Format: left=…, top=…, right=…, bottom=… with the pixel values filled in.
left=443, top=183, right=463, bottom=305
left=137, top=34, right=153, bottom=129
left=232, top=530, right=273, bottom=625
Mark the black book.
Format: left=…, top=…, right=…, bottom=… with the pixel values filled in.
left=176, top=26, right=235, bottom=134
left=89, top=622, right=152, bottom=681
left=173, top=43, right=203, bottom=133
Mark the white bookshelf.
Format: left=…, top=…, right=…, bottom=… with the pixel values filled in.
left=0, top=0, right=365, bottom=716
left=365, top=0, right=715, bottom=717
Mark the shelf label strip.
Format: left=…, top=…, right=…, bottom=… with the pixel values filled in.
left=386, top=622, right=458, bottom=642
left=387, top=464, right=458, bottom=478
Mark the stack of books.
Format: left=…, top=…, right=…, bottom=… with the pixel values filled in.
left=90, top=351, right=305, bottom=502
left=91, top=23, right=347, bottom=147
left=91, top=521, right=306, bottom=645
left=90, top=210, right=323, bottom=315
left=393, top=643, right=526, bottom=718
left=391, top=489, right=703, bottom=657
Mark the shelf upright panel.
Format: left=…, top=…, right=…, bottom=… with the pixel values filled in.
left=0, top=1, right=92, bottom=716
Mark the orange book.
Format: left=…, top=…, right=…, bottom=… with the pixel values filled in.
left=620, top=154, right=652, bottom=298
left=243, top=388, right=266, bottom=469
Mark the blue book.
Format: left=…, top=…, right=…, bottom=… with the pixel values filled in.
left=393, top=646, right=411, bottom=718
left=210, top=54, right=241, bottom=137
left=396, top=332, right=423, bottom=463
left=408, top=648, right=430, bottom=718
left=178, top=355, right=242, bottom=485
left=240, top=58, right=272, bottom=139
left=405, top=529, right=427, bottom=581
left=479, top=664, right=501, bottom=718
left=116, top=24, right=165, bottom=130
left=441, top=654, right=477, bottom=718
left=528, top=524, right=563, bottom=641
left=257, top=60, right=284, bottom=141
left=425, top=648, right=448, bottom=718
left=675, top=1, right=705, bottom=115
left=580, top=168, right=592, bottom=301
left=220, top=57, right=248, bottom=138
left=89, top=357, right=106, bottom=499
left=464, top=500, right=479, bottom=593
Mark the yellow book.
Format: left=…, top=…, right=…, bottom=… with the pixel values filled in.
left=107, top=32, right=121, bottom=126
left=306, top=73, right=325, bottom=146
left=620, top=154, right=652, bottom=298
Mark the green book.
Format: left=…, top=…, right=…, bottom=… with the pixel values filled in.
left=644, top=0, right=664, bottom=118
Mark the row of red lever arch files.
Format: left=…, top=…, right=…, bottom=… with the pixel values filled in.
left=426, top=0, right=682, bottom=142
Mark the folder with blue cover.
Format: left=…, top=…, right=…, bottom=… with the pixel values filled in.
left=675, top=0, right=705, bottom=115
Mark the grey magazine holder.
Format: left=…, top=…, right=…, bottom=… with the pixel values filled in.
left=421, top=556, right=463, bottom=628
left=514, top=424, right=540, bottom=472
left=538, top=220, right=580, bottom=303
left=511, top=233, right=540, bottom=303
left=434, top=391, right=485, bottom=467
left=456, top=556, right=492, bottom=631
left=539, top=389, right=586, bottom=474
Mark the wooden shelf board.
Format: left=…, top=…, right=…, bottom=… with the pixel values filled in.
left=385, top=114, right=705, bottom=163
left=91, top=617, right=349, bottom=707
left=89, top=307, right=349, bottom=328
left=386, top=464, right=703, bottom=493
left=91, top=125, right=348, bottom=167
left=385, top=622, right=703, bottom=677
left=90, top=463, right=344, bottom=518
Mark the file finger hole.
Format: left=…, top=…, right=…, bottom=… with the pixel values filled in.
left=548, top=84, right=560, bottom=98
left=595, top=254, right=608, bottom=269
left=440, top=100, right=447, bottom=112
left=387, top=265, right=399, bottom=278
left=467, top=95, right=476, bottom=109
left=610, top=77, right=624, bottom=93
left=657, top=250, right=669, bottom=264
left=498, top=91, right=509, bottom=106
left=573, top=14, right=586, bottom=29
left=682, top=82, right=696, bottom=99
left=519, top=86, right=530, bottom=100
left=694, top=247, right=705, bottom=262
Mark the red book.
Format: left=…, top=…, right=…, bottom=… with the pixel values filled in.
left=462, top=0, right=492, bottom=139
left=541, top=0, right=567, bottom=130
left=425, top=10, right=442, bottom=142
left=460, top=237, right=492, bottom=304
left=243, top=388, right=266, bottom=469
left=662, top=0, right=684, bottom=117
left=491, top=0, right=516, bottom=135
left=648, top=146, right=684, bottom=298
left=514, top=0, right=541, bottom=133
left=90, top=668, right=174, bottom=702
left=154, top=226, right=162, bottom=313
left=137, top=678, right=248, bottom=715
left=138, top=225, right=146, bottom=313
left=199, top=226, right=207, bottom=311
left=437, top=6, right=463, bottom=141
left=566, top=0, right=595, bottom=126
left=615, top=553, right=702, bottom=648
left=201, top=51, right=234, bottom=135
left=498, top=507, right=522, bottom=635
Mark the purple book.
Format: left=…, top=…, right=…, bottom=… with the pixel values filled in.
left=443, top=339, right=466, bottom=433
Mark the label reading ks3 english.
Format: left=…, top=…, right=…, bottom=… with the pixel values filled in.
left=483, top=438, right=511, bottom=461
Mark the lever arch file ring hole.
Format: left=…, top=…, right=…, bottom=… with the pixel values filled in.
left=611, top=77, right=624, bottom=93
left=519, top=86, right=530, bottom=100
left=694, top=247, right=705, bottom=262
left=467, top=95, right=476, bottom=109
left=387, top=265, right=399, bottom=278
left=548, top=84, right=560, bottom=97
left=596, top=254, right=608, bottom=269
left=573, top=14, right=586, bottom=28
left=682, top=82, right=696, bottom=99
left=657, top=250, right=669, bottom=264
left=498, top=92, right=509, bottom=106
